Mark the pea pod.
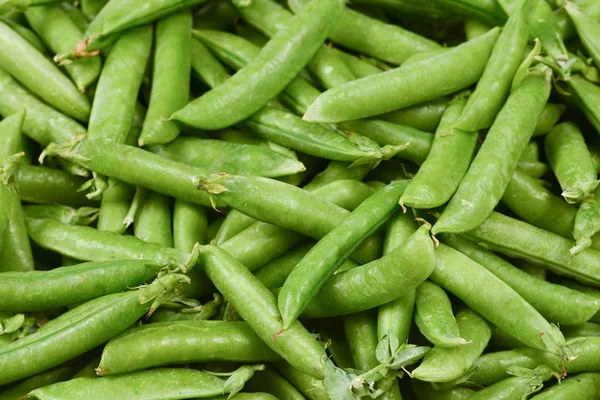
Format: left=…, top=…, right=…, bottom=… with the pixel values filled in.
left=24, top=5, right=101, bottom=92
left=0, top=364, right=78, bottom=400
left=80, top=0, right=108, bottom=19
left=531, top=372, right=600, bottom=400
left=530, top=0, right=568, bottom=63
left=545, top=122, right=598, bottom=203
left=533, top=103, right=566, bottom=136
left=173, top=200, right=207, bottom=252
left=133, top=192, right=173, bottom=248
left=454, top=0, right=532, bottom=131
left=566, top=75, right=600, bottom=134
left=245, top=367, right=306, bottom=400
left=412, top=379, right=476, bottom=400
left=573, top=186, right=600, bottom=254
left=190, top=38, right=230, bottom=88
left=22, top=205, right=98, bottom=225
left=0, top=20, right=90, bottom=121
left=172, top=0, right=343, bottom=130
left=303, top=28, right=500, bottom=123
left=468, top=367, right=552, bottom=400
left=566, top=2, right=600, bottom=70
left=412, top=308, right=491, bottom=382
left=380, top=97, right=450, bottom=133
left=97, top=320, right=280, bottom=375
left=274, top=362, right=329, bottom=400
left=150, top=137, right=306, bottom=178
left=433, top=66, right=552, bottom=235
left=333, top=48, right=383, bottom=78
left=0, top=17, right=46, bottom=53
left=401, top=91, right=476, bottom=208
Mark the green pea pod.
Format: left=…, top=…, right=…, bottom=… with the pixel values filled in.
left=530, top=0, right=568, bottom=63
left=333, top=48, right=383, bottom=78
left=532, top=103, right=566, bottom=136
left=455, top=0, right=532, bottom=131
left=380, top=97, right=450, bottom=133
left=0, top=20, right=90, bottom=121
left=573, top=186, right=600, bottom=254
left=433, top=65, right=552, bottom=235
left=0, top=16, right=47, bottom=53
left=303, top=160, right=371, bottom=191
left=173, top=0, right=343, bottom=130
left=432, top=244, right=566, bottom=354
left=0, top=364, right=78, bottom=400
left=443, top=234, right=600, bottom=326
left=190, top=38, right=230, bottom=88
left=412, top=379, right=476, bottom=400
left=288, top=0, right=440, bottom=65
left=468, top=366, right=552, bottom=400
left=25, top=5, right=101, bottom=92
left=299, top=220, right=435, bottom=319
left=278, top=180, right=408, bottom=327
left=200, top=245, right=329, bottom=379
left=531, top=372, right=600, bottom=400
left=566, top=3, right=600, bottom=70
left=193, top=1, right=237, bottom=31
left=133, top=192, right=173, bottom=248
left=150, top=137, right=306, bottom=178
left=412, top=308, right=491, bottom=382
left=98, top=320, right=280, bottom=375
left=28, top=367, right=242, bottom=400
left=401, top=91, right=476, bottom=208
left=245, top=367, right=306, bottom=400
left=465, top=19, right=493, bottom=40
left=0, top=259, right=164, bottom=311
left=139, top=10, right=191, bottom=146
left=97, top=178, right=135, bottom=234
left=343, top=311, right=380, bottom=371
left=80, top=0, right=108, bottom=19
left=274, top=362, right=329, bottom=400
left=173, top=200, right=207, bottom=252
left=22, top=204, right=98, bottom=226
left=414, top=280, right=465, bottom=348
left=87, top=25, right=152, bottom=143
left=59, top=2, right=90, bottom=32
left=567, top=75, right=600, bottom=134
left=303, top=27, right=500, bottom=123
left=545, top=121, right=598, bottom=203
left=82, top=0, right=209, bottom=53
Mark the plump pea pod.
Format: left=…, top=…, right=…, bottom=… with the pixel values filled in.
left=412, top=308, right=491, bottom=382
left=415, top=280, right=466, bottom=348
left=380, top=97, right=450, bottom=133
left=254, top=244, right=313, bottom=290
left=303, top=160, right=371, bottom=191
left=0, top=185, right=11, bottom=257
left=303, top=28, right=500, bottom=123
left=28, top=367, right=241, bottom=400
left=431, top=244, right=567, bottom=355
left=22, top=204, right=98, bottom=225
left=464, top=211, right=600, bottom=286
left=273, top=362, right=329, bottom=400
left=172, top=0, right=343, bottom=130
left=138, top=10, right=191, bottom=146
left=566, top=3, right=600, bottom=70
left=0, top=364, right=78, bottom=400
left=245, top=367, right=306, bottom=400
left=468, top=366, right=552, bottom=400
left=465, top=19, right=493, bottom=40
left=59, top=2, right=90, bottom=32
left=412, top=379, right=476, bottom=400
left=97, top=178, right=135, bottom=234
left=16, top=165, right=95, bottom=208
left=0, top=259, right=163, bottom=311
left=80, top=0, right=108, bottom=19
left=0, top=17, right=46, bottom=53
left=566, top=75, right=600, bottom=134
left=545, top=121, right=598, bottom=203
left=133, top=192, right=173, bottom=247
left=173, top=200, right=207, bottom=252
left=443, top=234, right=600, bottom=326
left=288, top=0, right=440, bottom=65
left=24, top=5, right=101, bottom=92
left=0, top=289, right=155, bottom=385
left=433, top=66, right=552, bottom=235
left=344, top=310, right=380, bottom=371
left=81, top=0, right=209, bottom=53
left=193, top=1, right=237, bottom=31
left=401, top=91, right=476, bottom=208
left=333, top=48, right=383, bottom=78
left=0, top=21, right=90, bottom=121
left=86, top=25, right=152, bottom=143
left=0, top=67, right=86, bottom=146
left=454, top=0, right=532, bottom=131
left=200, top=245, right=329, bottom=379
left=530, top=0, right=569, bottom=64
left=97, top=320, right=280, bottom=375
left=42, top=139, right=221, bottom=208
left=573, top=186, right=600, bottom=254
left=278, top=180, right=408, bottom=327
left=531, top=372, right=600, bottom=400
left=533, top=103, right=566, bottom=136
left=191, top=38, right=230, bottom=88
left=563, top=322, right=600, bottom=339
left=150, top=137, right=306, bottom=178
left=300, top=223, right=435, bottom=319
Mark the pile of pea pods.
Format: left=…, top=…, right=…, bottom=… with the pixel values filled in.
left=2, top=0, right=600, bottom=398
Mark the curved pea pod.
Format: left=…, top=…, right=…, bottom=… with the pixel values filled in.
left=200, top=245, right=329, bottom=379
left=533, top=103, right=566, bottom=136
left=432, top=66, right=552, bottom=235
left=442, top=234, right=600, bottom=326
left=0, top=20, right=90, bottom=121
left=0, top=364, right=78, bottom=400
left=191, top=38, right=230, bottom=88
left=0, top=17, right=47, bottom=53
left=463, top=212, right=600, bottom=286
left=563, top=323, right=600, bottom=339
left=414, top=281, right=466, bottom=348
left=468, top=366, right=552, bottom=400
left=273, top=362, right=329, bottom=400
left=333, top=48, right=383, bottom=78
left=278, top=180, right=408, bottom=327
left=454, top=0, right=532, bottom=131
left=86, top=25, right=152, bottom=144
left=531, top=372, right=600, bottom=400
left=288, top=0, right=440, bottom=65
left=133, top=191, right=173, bottom=248
left=343, top=310, right=379, bottom=372
left=81, top=0, right=209, bottom=53
left=566, top=75, right=600, bottom=134
left=401, top=91, right=476, bottom=209
left=23, top=205, right=98, bottom=226
left=573, top=186, right=600, bottom=254
left=138, top=10, right=191, bottom=146
left=24, top=5, right=101, bottom=92
left=300, top=223, right=435, bottom=319
left=303, top=27, right=500, bottom=123
left=545, top=122, right=598, bottom=204
left=566, top=3, right=600, bottom=70
left=245, top=367, right=306, bottom=400
left=97, top=320, right=280, bottom=375
left=172, top=0, right=343, bottom=130
left=412, top=308, right=491, bottom=382
left=431, top=244, right=567, bottom=355
left=0, top=68, right=86, bottom=146
left=0, top=259, right=165, bottom=312
left=150, top=137, right=305, bottom=178
left=244, top=107, right=401, bottom=165
left=28, top=367, right=243, bottom=400
left=173, top=200, right=207, bottom=251
left=380, top=97, right=450, bottom=133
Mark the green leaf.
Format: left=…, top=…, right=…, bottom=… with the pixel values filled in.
left=222, top=365, right=263, bottom=398
left=0, top=314, right=24, bottom=334
left=389, top=345, right=431, bottom=369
